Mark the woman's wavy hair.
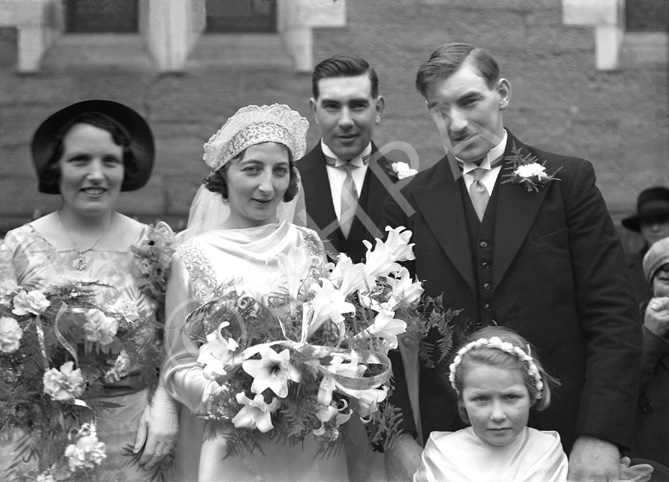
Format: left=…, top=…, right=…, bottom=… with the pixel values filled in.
left=202, top=143, right=299, bottom=203
left=41, top=113, right=139, bottom=191
left=452, top=326, right=559, bottom=424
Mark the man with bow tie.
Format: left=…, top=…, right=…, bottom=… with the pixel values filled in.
left=297, top=54, right=400, bottom=263
left=382, top=43, right=641, bottom=481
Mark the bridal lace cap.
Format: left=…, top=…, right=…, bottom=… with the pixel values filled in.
left=203, top=104, right=309, bottom=171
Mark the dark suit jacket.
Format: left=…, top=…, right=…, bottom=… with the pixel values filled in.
left=297, top=142, right=399, bottom=263
left=382, top=131, right=642, bottom=452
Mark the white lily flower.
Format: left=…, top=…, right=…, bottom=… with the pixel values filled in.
left=386, top=267, right=424, bottom=309
left=232, top=392, right=280, bottom=433
left=328, top=253, right=374, bottom=297
left=356, top=309, right=407, bottom=349
left=302, top=279, right=354, bottom=341
left=274, top=246, right=318, bottom=299
left=243, top=346, right=301, bottom=398
left=198, top=322, right=240, bottom=380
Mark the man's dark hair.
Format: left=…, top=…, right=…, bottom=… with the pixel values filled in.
left=312, top=54, right=379, bottom=99
left=415, top=43, right=500, bottom=97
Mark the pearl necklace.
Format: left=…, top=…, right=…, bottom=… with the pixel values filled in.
left=57, top=210, right=114, bottom=271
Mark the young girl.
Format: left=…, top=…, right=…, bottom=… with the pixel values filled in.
left=414, top=326, right=567, bottom=482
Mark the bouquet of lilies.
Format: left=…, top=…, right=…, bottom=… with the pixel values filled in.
left=0, top=280, right=162, bottom=481
left=185, top=226, right=456, bottom=456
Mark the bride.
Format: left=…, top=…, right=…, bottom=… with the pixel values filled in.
left=162, top=104, right=350, bottom=481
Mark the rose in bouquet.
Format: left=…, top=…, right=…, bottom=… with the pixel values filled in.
left=184, top=226, right=459, bottom=456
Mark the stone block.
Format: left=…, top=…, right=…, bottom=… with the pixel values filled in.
left=566, top=119, right=623, bottom=157
left=68, top=71, right=151, bottom=110
left=0, top=27, right=17, bottom=68
left=0, top=104, right=55, bottom=146
left=148, top=70, right=244, bottom=122
left=619, top=120, right=669, bottom=176
left=151, top=121, right=213, bottom=174
left=523, top=8, right=563, bottom=27
left=504, top=107, right=572, bottom=152
left=572, top=68, right=667, bottom=122
left=0, top=71, right=73, bottom=104
left=0, top=175, right=43, bottom=215
left=563, top=0, right=620, bottom=26
left=0, top=143, right=32, bottom=177
left=164, top=174, right=205, bottom=216
left=114, top=176, right=166, bottom=217
left=526, top=25, right=595, bottom=53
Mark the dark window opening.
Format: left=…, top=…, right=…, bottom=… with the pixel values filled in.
left=205, top=0, right=277, bottom=34
left=65, top=0, right=139, bottom=34
left=625, top=0, right=668, bottom=32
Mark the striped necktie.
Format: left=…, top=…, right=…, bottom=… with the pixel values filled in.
left=339, top=161, right=358, bottom=238
left=469, top=167, right=489, bottom=221
left=325, top=153, right=371, bottom=238
left=461, top=156, right=503, bottom=222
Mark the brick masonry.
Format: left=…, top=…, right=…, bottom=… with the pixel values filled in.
left=0, top=0, right=667, bottom=253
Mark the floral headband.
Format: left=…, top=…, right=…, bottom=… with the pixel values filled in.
left=203, top=104, right=309, bottom=171
left=449, top=336, right=544, bottom=399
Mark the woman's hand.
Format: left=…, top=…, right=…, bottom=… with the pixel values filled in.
left=133, top=382, right=179, bottom=468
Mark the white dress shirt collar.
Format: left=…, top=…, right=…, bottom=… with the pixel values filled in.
left=458, top=130, right=508, bottom=175
left=321, top=140, right=372, bottom=167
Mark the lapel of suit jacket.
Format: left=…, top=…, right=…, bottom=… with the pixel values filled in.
left=413, top=158, right=476, bottom=293
left=492, top=132, right=551, bottom=290
left=349, top=142, right=397, bottom=241
left=301, top=145, right=339, bottom=234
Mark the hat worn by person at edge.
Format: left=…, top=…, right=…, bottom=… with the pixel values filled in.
left=622, top=187, right=669, bottom=247
left=644, top=237, right=669, bottom=284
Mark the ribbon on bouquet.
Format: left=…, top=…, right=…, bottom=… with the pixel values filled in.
left=33, top=314, right=50, bottom=370
left=54, top=301, right=79, bottom=367
left=222, top=339, right=393, bottom=394
left=187, top=294, right=393, bottom=400
left=50, top=302, right=91, bottom=410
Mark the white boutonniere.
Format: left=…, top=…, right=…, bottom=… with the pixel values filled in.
left=391, top=162, right=417, bottom=180
left=502, top=142, right=561, bottom=192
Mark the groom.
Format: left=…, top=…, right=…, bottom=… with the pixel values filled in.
left=382, top=43, right=641, bottom=481
left=297, top=54, right=400, bottom=263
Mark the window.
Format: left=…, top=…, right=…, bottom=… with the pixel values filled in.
left=65, top=0, right=139, bottom=34
left=205, top=0, right=276, bottom=34
left=625, top=0, right=668, bottom=32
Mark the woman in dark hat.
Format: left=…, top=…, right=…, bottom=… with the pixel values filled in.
left=2, top=100, right=178, bottom=480
left=622, top=186, right=669, bottom=305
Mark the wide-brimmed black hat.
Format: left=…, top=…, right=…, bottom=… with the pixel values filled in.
left=622, top=186, right=669, bottom=232
left=31, top=99, right=154, bottom=194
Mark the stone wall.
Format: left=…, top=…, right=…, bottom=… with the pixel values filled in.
left=1, top=0, right=667, bottom=252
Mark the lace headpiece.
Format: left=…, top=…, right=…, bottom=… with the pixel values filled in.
left=449, top=336, right=544, bottom=399
left=203, top=104, right=309, bottom=171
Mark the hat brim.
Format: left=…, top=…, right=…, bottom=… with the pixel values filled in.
left=31, top=100, right=154, bottom=194
left=622, top=215, right=641, bottom=232
left=623, top=203, right=669, bottom=233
